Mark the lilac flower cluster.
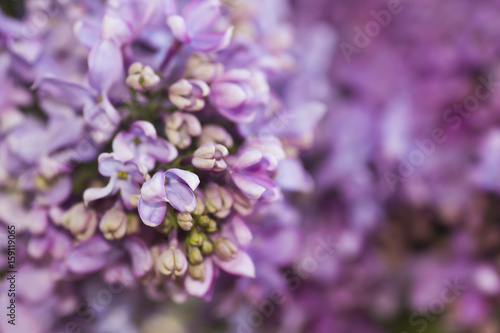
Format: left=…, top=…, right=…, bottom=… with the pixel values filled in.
left=0, top=0, right=326, bottom=332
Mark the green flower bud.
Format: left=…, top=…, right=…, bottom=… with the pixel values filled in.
left=201, top=240, right=214, bottom=255
left=189, top=232, right=204, bottom=247
left=188, top=247, right=203, bottom=265
left=188, top=263, right=204, bottom=281
left=205, top=219, right=217, bottom=233
left=198, top=215, right=210, bottom=227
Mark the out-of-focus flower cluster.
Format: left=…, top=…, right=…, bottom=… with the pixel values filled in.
left=0, top=0, right=326, bottom=332
left=2, top=0, right=500, bottom=332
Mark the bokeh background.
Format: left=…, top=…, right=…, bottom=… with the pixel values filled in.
left=2, top=0, right=500, bottom=332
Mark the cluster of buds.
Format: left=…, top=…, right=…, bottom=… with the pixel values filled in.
left=62, top=203, right=97, bottom=241
left=169, top=79, right=210, bottom=111
left=164, top=111, right=202, bottom=149
left=192, top=143, right=229, bottom=171
left=126, top=62, right=161, bottom=92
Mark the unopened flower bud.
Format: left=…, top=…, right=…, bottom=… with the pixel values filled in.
left=185, top=54, right=224, bottom=83
left=198, top=215, right=210, bottom=227
left=189, top=231, right=204, bottom=247
left=164, top=111, right=202, bottom=149
left=188, top=263, right=204, bottom=281
left=158, top=247, right=188, bottom=277
left=62, top=203, right=97, bottom=241
left=192, top=191, right=205, bottom=215
left=214, top=238, right=238, bottom=261
left=188, top=247, right=203, bottom=265
left=99, top=205, right=127, bottom=240
left=201, top=240, right=214, bottom=255
left=126, top=214, right=140, bottom=235
left=177, top=212, right=193, bottom=231
left=205, top=219, right=218, bottom=233
left=126, top=62, right=160, bottom=91
left=169, top=79, right=210, bottom=111
left=199, top=125, right=234, bottom=148
left=192, top=144, right=228, bottom=171
left=204, top=183, right=233, bottom=218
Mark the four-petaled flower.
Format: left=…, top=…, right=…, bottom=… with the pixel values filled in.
left=209, top=69, right=270, bottom=123
left=112, top=121, right=178, bottom=172
left=138, top=169, right=200, bottom=227
left=229, top=148, right=280, bottom=201
left=83, top=153, right=144, bottom=209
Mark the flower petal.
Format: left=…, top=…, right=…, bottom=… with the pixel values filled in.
left=66, top=236, right=114, bottom=274
left=213, top=251, right=255, bottom=278
left=101, top=14, right=133, bottom=45
left=141, top=172, right=167, bottom=202
left=138, top=196, right=167, bottom=227
left=249, top=174, right=280, bottom=202
left=165, top=182, right=197, bottom=212
left=167, top=15, right=190, bottom=43
left=123, top=237, right=153, bottom=278
left=190, top=27, right=234, bottom=52
left=275, top=158, right=314, bottom=193
left=73, top=19, right=100, bottom=49
left=34, top=77, right=93, bottom=108
left=98, top=153, right=122, bottom=176
left=131, top=121, right=157, bottom=139
left=112, top=132, right=135, bottom=162
left=37, top=175, right=72, bottom=206
left=100, top=94, right=121, bottom=125
left=119, top=180, right=141, bottom=209
left=184, top=258, right=214, bottom=298
left=231, top=173, right=265, bottom=200
left=231, top=216, right=253, bottom=248
left=162, top=0, right=178, bottom=15
left=216, top=105, right=256, bottom=123
left=231, top=149, right=262, bottom=171
left=165, top=168, right=200, bottom=191
left=83, top=176, right=119, bottom=206
left=143, top=138, right=178, bottom=165
left=88, top=40, right=123, bottom=94
left=183, top=0, right=220, bottom=35
left=192, top=157, right=215, bottom=170
left=46, top=117, right=85, bottom=153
